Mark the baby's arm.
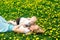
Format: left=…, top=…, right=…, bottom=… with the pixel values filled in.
left=8, top=20, right=17, bottom=25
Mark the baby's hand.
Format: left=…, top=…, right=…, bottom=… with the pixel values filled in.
left=8, top=20, right=17, bottom=25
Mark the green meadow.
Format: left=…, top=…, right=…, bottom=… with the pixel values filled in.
left=0, top=0, right=60, bottom=40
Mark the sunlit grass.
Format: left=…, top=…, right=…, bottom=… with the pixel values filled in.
left=0, top=0, right=60, bottom=40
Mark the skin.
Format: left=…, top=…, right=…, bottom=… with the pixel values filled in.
left=28, top=16, right=37, bottom=25
left=29, top=24, right=45, bottom=33
left=9, top=16, right=45, bottom=35
left=12, top=25, right=25, bottom=33
left=12, top=24, right=45, bottom=35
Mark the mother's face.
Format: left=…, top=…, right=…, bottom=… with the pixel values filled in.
left=29, top=25, right=45, bottom=33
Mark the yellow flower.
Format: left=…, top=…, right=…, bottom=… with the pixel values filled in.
left=4, top=1, right=9, bottom=4
left=16, top=39, right=19, bottom=40
left=58, top=36, right=60, bottom=38
left=1, top=34, right=4, bottom=36
left=26, top=37, right=30, bottom=40
left=22, top=34, right=25, bottom=36
left=52, top=28, right=56, bottom=30
left=50, top=30, right=53, bottom=33
left=41, top=39, right=43, bottom=40
left=14, top=36, right=16, bottom=39
left=36, top=37, right=39, bottom=40
left=49, top=33, right=52, bottom=35
left=9, top=37, right=12, bottom=39
left=33, top=39, right=35, bottom=40
left=56, top=38, right=58, bottom=40
left=4, top=38, right=6, bottom=39
left=34, top=35, right=36, bottom=38
left=49, top=36, right=51, bottom=38
left=52, top=36, right=54, bottom=37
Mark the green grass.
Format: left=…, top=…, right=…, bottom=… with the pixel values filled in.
left=0, top=0, right=60, bottom=40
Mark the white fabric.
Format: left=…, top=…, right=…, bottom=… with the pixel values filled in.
left=19, top=26, right=30, bottom=33
left=19, top=17, right=31, bottom=33
left=19, top=17, right=31, bottom=25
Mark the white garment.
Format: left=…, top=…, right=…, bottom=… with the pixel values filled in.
left=19, top=26, right=30, bottom=33
left=19, top=17, right=31, bottom=33
left=19, top=17, right=31, bottom=26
